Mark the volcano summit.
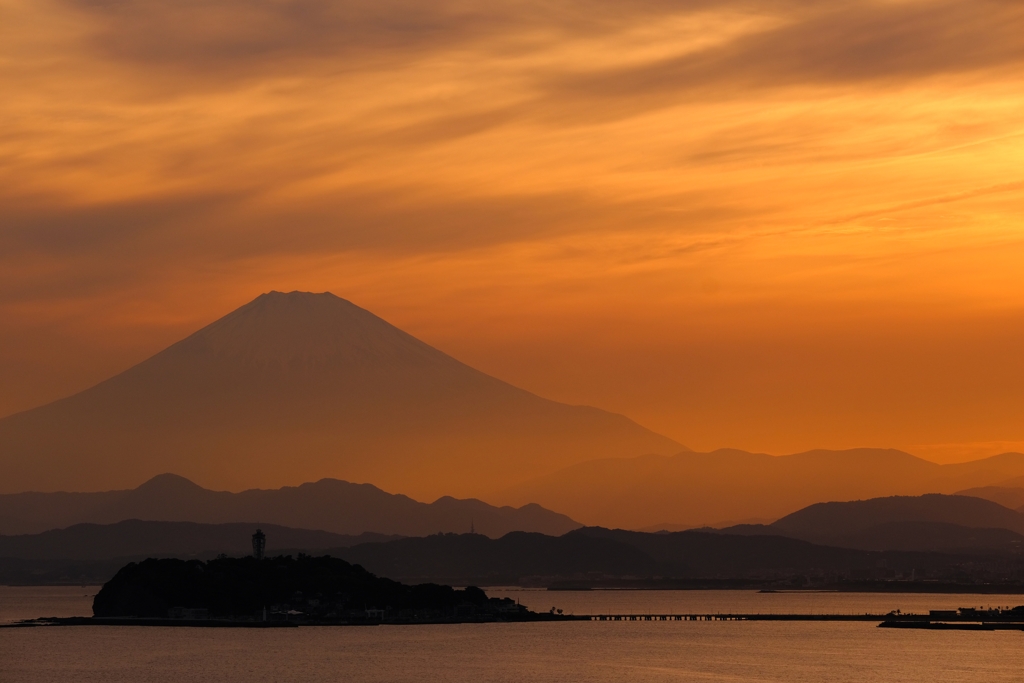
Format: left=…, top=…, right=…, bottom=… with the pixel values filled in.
left=0, top=292, right=680, bottom=497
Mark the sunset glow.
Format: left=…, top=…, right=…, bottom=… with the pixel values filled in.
left=4, top=0, right=1024, bottom=462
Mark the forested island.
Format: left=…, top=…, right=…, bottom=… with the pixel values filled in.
left=89, top=554, right=564, bottom=625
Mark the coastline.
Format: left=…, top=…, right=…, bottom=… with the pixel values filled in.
left=10, top=611, right=1024, bottom=630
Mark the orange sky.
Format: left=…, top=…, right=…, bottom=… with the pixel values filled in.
left=3, top=0, right=1024, bottom=463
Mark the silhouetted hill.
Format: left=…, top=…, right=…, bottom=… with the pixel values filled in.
left=771, top=494, right=1024, bottom=539
left=716, top=521, right=1024, bottom=553
left=3, top=525, right=1020, bottom=588
left=334, top=531, right=660, bottom=585
left=0, top=291, right=680, bottom=498
left=0, top=474, right=581, bottom=537
left=710, top=494, right=1024, bottom=553
left=990, top=475, right=1024, bottom=489
left=814, top=521, right=1024, bottom=553
left=333, top=528, right=1000, bottom=586
left=956, top=485, right=1024, bottom=510
left=499, top=449, right=1024, bottom=529
left=567, top=527, right=873, bottom=576
left=0, top=520, right=393, bottom=561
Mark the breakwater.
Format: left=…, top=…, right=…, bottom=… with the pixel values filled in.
left=9, top=606, right=1024, bottom=629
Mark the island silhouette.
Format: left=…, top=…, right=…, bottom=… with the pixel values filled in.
left=91, top=545, right=560, bottom=624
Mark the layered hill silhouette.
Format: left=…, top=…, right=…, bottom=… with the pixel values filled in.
left=0, top=523, right=986, bottom=587
left=771, top=494, right=1024, bottom=539
left=957, top=483, right=1024, bottom=511
left=3, top=519, right=1021, bottom=586
left=333, top=528, right=1002, bottom=586
left=0, top=473, right=580, bottom=537
left=0, top=291, right=680, bottom=498
left=0, top=520, right=393, bottom=561
left=716, top=494, right=1024, bottom=553
left=499, top=448, right=1024, bottom=529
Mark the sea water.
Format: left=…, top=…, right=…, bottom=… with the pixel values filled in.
left=3, top=586, right=1023, bottom=682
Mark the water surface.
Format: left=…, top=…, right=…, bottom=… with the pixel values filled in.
left=490, top=587, right=1024, bottom=616
left=3, top=586, right=1022, bottom=682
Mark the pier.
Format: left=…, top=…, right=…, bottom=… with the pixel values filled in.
left=9, top=607, right=1024, bottom=629
left=584, top=613, right=885, bottom=622
left=582, top=607, right=1024, bottom=630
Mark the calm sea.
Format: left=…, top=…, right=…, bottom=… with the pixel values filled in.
left=3, top=586, right=1024, bottom=682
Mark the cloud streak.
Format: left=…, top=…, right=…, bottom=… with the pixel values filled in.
left=550, top=1, right=1024, bottom=97
left=2, top=0, right=1024, bottom=458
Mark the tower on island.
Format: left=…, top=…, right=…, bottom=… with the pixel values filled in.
left=252, top=528, right=266, bottom=560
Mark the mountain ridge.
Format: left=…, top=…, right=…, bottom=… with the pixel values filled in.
left=333, top=527, right=1011, bottom=586
left=0, top=291, right=681, bottom=498
left=711, top=493, right=1024, bottom=553
left=771, top=494, right=1024, bottom=538
left=0, top=473, right=581, bottom=537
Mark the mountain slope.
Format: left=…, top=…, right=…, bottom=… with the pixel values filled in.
left=334, top=527, right=988, bottom=586
left=0, top=291, right=680, bottom=497
left=499, top=449, right=1024, bottom=529
left=0, top=474, right=582, bottom=537
left=711, top=494, right=1024, bottom=553
left=954, top=486, right=1024, bottom=510
left=714, top=518, right=1024, bottom=554
left=801, top=521, right=1024, bottom=553
left=772, top=494, right=1024, bottom=539
left=0, top=523, right=1015, bottom=587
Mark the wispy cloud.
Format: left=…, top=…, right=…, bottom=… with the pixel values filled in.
left=2, top=0, right=1024, bottom=453
left=544, top=1, right=1024, bottom=104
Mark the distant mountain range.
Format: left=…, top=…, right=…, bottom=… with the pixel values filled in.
left=498, top=448, right=1024, bottom=529
left=331, top=529, right=846, bottom=585
left=0, top=520, right=1001, bottom=588
left=0, top=291, right=680, bottom=499
left=6, top=290, right=1024, bottom=533
left=8, top=491, right=1020, bottom=565
left=7, top=491, right=1024, bottom=586
left=0, top=473, right=581, bottom=537
left=332, top=527, right=1014, bottom=586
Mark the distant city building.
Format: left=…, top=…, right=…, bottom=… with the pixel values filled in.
left=252, top=528, right=266, bottom=560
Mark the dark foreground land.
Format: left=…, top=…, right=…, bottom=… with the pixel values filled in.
left=76, top=554, right=563, bottom=625
left=8, top=551, right=1024, bottom=630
